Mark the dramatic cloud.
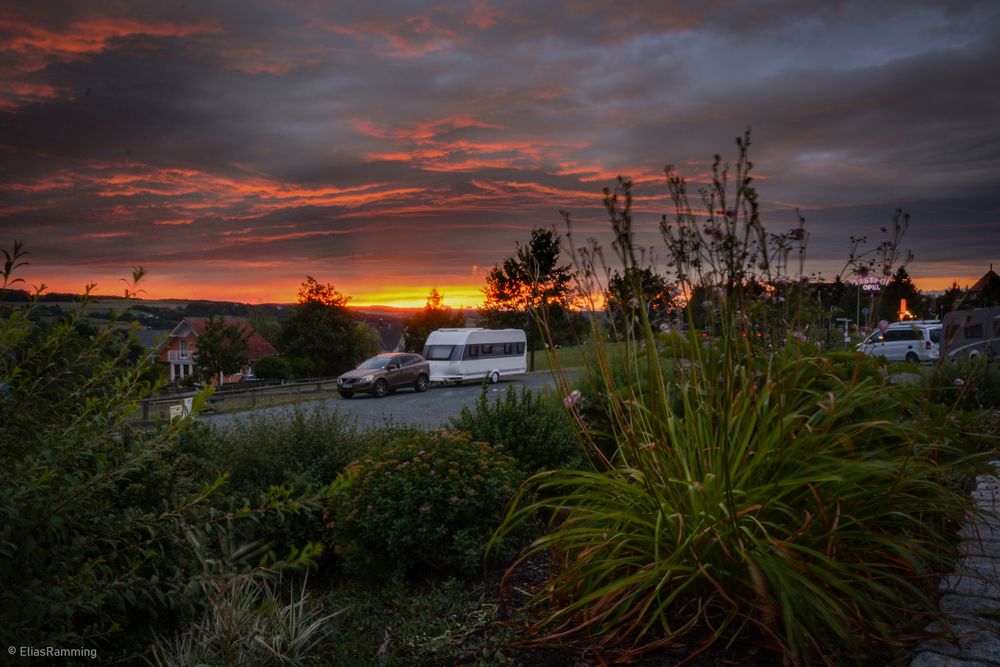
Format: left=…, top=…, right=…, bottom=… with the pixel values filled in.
left=1, top=0, right=997, bottom=305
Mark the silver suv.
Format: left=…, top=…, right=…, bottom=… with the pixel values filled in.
left=337, top=352, right=430, bottom=398
left=857, top=320, right=941, bottom=363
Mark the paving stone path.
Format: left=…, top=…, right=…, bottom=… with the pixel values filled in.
left=911, top=463, right=1000, bottom=667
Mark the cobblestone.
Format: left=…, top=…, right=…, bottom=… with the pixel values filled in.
left=911, top=466, right=1000, bottom=667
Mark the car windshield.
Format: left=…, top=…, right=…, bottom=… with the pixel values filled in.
left=357, top=356, right=391, bottom=370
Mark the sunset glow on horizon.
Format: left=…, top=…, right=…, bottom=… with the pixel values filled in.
left=1, top=2, right=996, bottom=304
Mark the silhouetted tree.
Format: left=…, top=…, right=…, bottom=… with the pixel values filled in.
left=605, top=267, right=680, bottom=334
left=279, top=276, right=367, bottom=376
left=480, top=229, right=577, bottom=371
left=402, top=288, right=466, bottom=353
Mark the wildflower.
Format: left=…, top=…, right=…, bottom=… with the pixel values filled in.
left=791, top=227, right=806, bottom=241
left=416, top=450, right=425, bottom=456
left=954, top=378, right=965, bottom=387
left=659, top=323, right=670, bottom=332
left=429, top=469, right=436, bottom=477
left=563, top=390, right=582, bottom=408
left=713, top=287, right=725, bottom=298
left=419, top=504, right=431, bottom=514
left=700, top=300, right=712, bottom=309
left=792, top=331, right=807, bottom=343
left=366, top=504, right=373, bottom=512
left=856, top=265, right=870, bottom=278
left=705, top=225, right=724, bottom=242
left=628, top=297, right=639, bottom=308
left=774, top=276, right=787, bottom=287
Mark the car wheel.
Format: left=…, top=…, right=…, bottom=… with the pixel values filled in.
left=452, top=379, right=463, bottom=386
left=372, top=379, right=389, bottom=398
left=905, top=352, right=919, bottom=363
left=338, top=391, right=353, bottom=399
left=415, top=374, right=429, bottom=392
left=489, top=370, right=500, bottom=384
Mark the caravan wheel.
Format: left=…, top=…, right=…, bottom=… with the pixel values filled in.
left=489, top=370, right=500, bottom=384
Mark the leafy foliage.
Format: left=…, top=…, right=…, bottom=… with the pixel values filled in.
left=252, top=354, right=293, bottom=380
left=279, top=276, right=369, bottom=377
left=0, top=262, right=222, bottom=652
left=401, top=288, right=466, bottom=353
left=449, top=384, right=583, bottom=473
left=192, top=314, right=251, bottom=383
left=605, top=266, right=680, bottom=333
left=480, top=228, right=582, bottom=368
left=329, top=431, right=525, bottom=577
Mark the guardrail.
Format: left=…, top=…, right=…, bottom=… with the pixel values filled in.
left=140, top=377, right=342, bottom=422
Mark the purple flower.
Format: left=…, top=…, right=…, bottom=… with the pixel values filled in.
left=792, top=331, right=807, bottom=343
left=713, top=287, right=725, bottom=298
left=954, top=378, right=965, bottom=387
left=791, top=227, right=806, bottom=241
left=628, top=297, right=639, bottom=308
left=705, top=225, right=724, bottom=242
left=659, top=323, right=670, bottom=332
left=429, top=469, right=436, bottom=476
left=563, top=390, right=582, bottom=408
left=799, top=276, right=810, bottom=285
left=774, top=277, right=788, bottom=287
left=700, top=300, right=712, bottom=309
left=856, top=266, right=870, bottom=278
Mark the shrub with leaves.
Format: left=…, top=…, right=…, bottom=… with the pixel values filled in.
left=932, top=355, right=1000, bottom=411
left=329, top=430, right=525, bottom=577
left=0, top=245, right=325, bottom=657
left=449, top=384, right=583, bottom=472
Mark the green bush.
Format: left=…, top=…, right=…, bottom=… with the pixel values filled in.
left=329, top=430, right=525, bottom=577
left=448, top=384, right=583, bottom=472
left=932, top=356, right=1000, bottom=410
left=0, top=250, right=325, bottom=658
left=0, top=279, right=221, bottom=653
left=253, top=355, right=293, bottom=380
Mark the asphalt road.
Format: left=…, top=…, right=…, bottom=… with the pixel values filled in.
left=200, top=372, right=567, bottom=431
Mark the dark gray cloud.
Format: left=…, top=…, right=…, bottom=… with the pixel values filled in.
left=0, top=0, right=997, bottom=303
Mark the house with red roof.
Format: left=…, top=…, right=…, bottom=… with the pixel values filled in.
left=157, top=317, right=278, bottom=384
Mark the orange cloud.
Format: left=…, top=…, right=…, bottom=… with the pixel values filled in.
left=0, top=15, right=218, bottom=109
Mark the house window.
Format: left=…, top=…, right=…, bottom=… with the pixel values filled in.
left=179, top=340, right=188, bottom=358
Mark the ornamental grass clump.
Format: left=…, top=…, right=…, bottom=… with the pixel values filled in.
left=493, top=131, right=971, bottom=664
left=328, top=430, right=525, bottom=578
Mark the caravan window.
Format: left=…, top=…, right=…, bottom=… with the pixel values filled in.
left=481, top=343, right=494, bottom=355
left=965, top=324, right=984, bottom=340
left=517, top=342, right=525, bottom=354
left=424, top=345, right=455, bottom=360
left=504, top=342, right=513, bottom=354
left=468, top=345, right=479, bottom=357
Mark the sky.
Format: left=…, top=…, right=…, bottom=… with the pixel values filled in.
left=1, top=0, right=998, bottom=307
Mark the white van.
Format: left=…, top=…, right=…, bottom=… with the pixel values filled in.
left=422, top=328, right=527, bottom=384
left=941, top=307, right=1000, bottom=360
left=856, top=320, right=942, bottom=363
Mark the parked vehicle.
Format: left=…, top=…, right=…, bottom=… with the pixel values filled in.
left=422, top=328, right=527, bottom=384
left=336, top=352, right=430, bottom=398
left=856, top=320, right=941, bottom=363
left=941, top=307, right=1000, bottom=360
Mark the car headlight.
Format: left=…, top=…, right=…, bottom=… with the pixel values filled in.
left=362, top=375, right=373, bottom=382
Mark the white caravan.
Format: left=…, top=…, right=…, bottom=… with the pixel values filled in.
left=422, top=328, right=527, bottom=384
left=941, top=307, right=1000, bottom=360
